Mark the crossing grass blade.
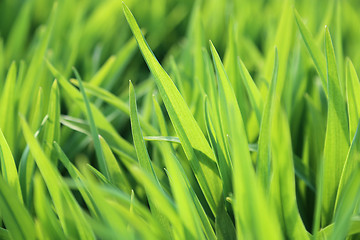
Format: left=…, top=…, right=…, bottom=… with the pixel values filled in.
left=70, top=79, right=158, bottom=135
left=256, top=48, right=279, bottom=190
left=42, top=80, right=60, bottom=163
left=0, top=62, right=17, bottom=150
left=271, top=108, right=309, bottom=239
left=0, top=177, right=35, bottom=240
left=123, top=3, right=223, bottom=215
left=294, top=10, right=327, bottom=96
left=73, top=68, right=110, bottom=179
left=129, top=81, right=173, bottom=238
left=153, top=96, right=214, bottom=240
left=335, top=121, right=360, bottom=211
left=46, top=60, right=136, bottom=159
left=209, top=40, right=236, bottom=198
left=238, top=57, right=263, bottom=124
left=20, top=116, right=94, bottom=239
left=0, top=129, right=22, bottom=201
left=322, top=27, right=349, bottom=226
left=345, top=59, right=360, bottom=141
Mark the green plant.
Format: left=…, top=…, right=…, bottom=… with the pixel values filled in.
left=0, top=0, right=359, bottom=239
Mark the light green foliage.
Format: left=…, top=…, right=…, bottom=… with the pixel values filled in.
left=0, top=0, right=360, bottom=239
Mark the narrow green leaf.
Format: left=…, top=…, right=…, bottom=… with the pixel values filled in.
left=73, top=68, right=110, bottom=179
left=0, top=176, right=35, bottom=240
left=322, top=27, right=349, bottom=225
left=0, top=62, right=17, bottom=150
left=99, top=135, right=132, bottom=193
left=209, top=40, right=237, bottom=198
left=33, top=174, right=67, bottom=240
left=129, top=81, right=173, bottom=238
left=238, top=57, right=263, bottom=124
left=143, top=136, right=181, bottom=144
left=42, top=80, right=60, bottom=163
left=70, top=79, right=158, bottom=136
left=257, top=48, right=279, bottom=190
left=346, top=59, right=360, bottom=141
left=20, top=116, right=94, bottom=239
left=335, top=121, right=360, bottom=210
left=0, top=128, right=22, bottom=201
left=271, top=109, right=309, bottom=239
left=123, top=3, right=222, bottom=214
left=294, top=9, right=327, bottom=96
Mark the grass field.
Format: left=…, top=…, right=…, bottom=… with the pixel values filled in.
left=0, top=0, right=360, bottom=239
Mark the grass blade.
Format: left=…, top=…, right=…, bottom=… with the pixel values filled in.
left=0, top=177, right=35, bottom=240
left=256, top=48, right=279, bottom=190
left=74, top=68, right=110, bottom=179
left=294, top=10, right=327, bottom=96
left=322, top=27, right=349, bottom=225
left=123, top=3, right=223, bottom=215
left=345, top=59, right=360, bottom=141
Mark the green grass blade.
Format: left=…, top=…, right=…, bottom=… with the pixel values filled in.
left=0, top=128, right=22, bottom=201
left=123, top=3, right=222, bottom=215
left=19, top=2, right=57, bottom=116
left=271, top=109, right=309, bottom=239
left=42, top=80, right=60, bottom=163
left=129, top=81, right=158, bottom=181
left=99, top=135, right=132, bottom=193
left=227, top=101, right=282, bottom=239
left=238, top=57, right=263, bottom=124
left=46, top=60, right=136, bottom=158
left=335, top=121, right=360, bottom=211
left=209, top=40, right=236, bottom=197
left=20, top=116, right=94, bottom=239
left=70, top=79, right=158, bottom=136
left=153, top=96, right=212, bottom=240
left=294, top=9, right=327, bottom=96
left=0, top=62, right=17, bottom=150
left=256, top=48, right=279, bottom=190
left=330, top=164, right=360, bottom=240
left=74, top=68, right=110, bottom=179
left=0, top=176, right=35, bottom=240
left=33, top=174, right=67, bottom=240
left=346, top=59, right=360, bottom=141
left=129, top=81, right=173, bottom=238
left=322, top=27, right=349, bottom=225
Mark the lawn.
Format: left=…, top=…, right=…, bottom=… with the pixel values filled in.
left=0, top=0, right=359, bottom=239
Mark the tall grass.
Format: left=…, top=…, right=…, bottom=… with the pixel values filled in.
left=0, top=0, right=359, bottom=239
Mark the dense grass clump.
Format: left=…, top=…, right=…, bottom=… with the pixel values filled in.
left=0, top=0, right=360, bottom=239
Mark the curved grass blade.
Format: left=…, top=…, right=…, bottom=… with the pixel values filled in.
left=20, top=116, right=94, bottom=239
left=123, top=3, right=222, bottom=215
left=335, top=121, right=360, bottom=210
left=257, top=48, right=279, bottom=190
left=46, top=60, right=136, bottom=158
left=271, top=109, right=310, bottom=239
left=129, top=81, right=173, bottom=238
left=42, top=80, right=60, bottom=163
left=0, top=128, right=22, bottom=201
left=209, top=40, right=236, bottom=197
left=330, top=165, right=360, bottom=240
left=74, top=68, right=110, bottom=180
left=0, top=177, right=35, bottom=240
left=33, top=174, right=67, bottom=240
left=70, top=79, right=158, bottom=136
left=153, top=96, right=213, bottom=240
left=0, top=62, right=17, bottom=150
left=99, top=135, right=132, bottom=193
left=322, top=27, right=349, bottom=225
left=238, top=57, right=263, bottom=124
left=294, top=10, right=327, bottom=96
left=346, top=59, right=360, bottom=141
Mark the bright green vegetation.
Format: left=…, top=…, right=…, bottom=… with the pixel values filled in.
left=0, top=0, right=360, bottom=239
